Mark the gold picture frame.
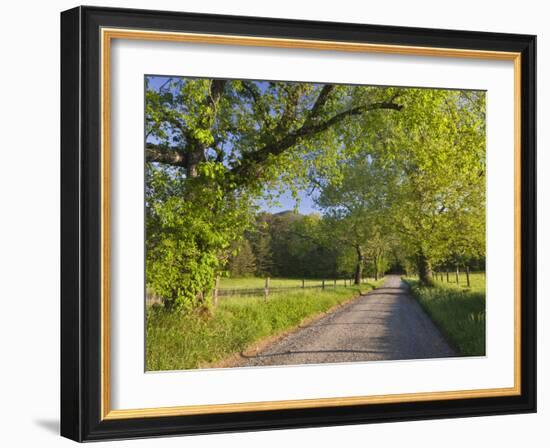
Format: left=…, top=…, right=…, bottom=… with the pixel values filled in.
left=61, top=6, right=536, bottom=441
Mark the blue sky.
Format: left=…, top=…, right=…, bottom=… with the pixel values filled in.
left=146, top=75, right=176, bottom=90
left=256, top=189, right=319, bottom=215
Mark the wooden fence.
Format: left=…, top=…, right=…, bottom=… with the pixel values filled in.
left=146, top=277, right=375, bottom=307
left=212, top=276, right=374, bottom=305
left=432, top=267, right=485, bottom=287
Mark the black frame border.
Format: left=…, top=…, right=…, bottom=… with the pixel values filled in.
left=61, top=6, right=536, bottom=442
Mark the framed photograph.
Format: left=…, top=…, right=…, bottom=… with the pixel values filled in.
left=61, top=6, right=536, bottom=441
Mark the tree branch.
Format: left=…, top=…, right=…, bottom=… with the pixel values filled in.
left=309, top=85, right=335, bottom=118
left=233, top=100, right=402, bottom=179
left=145, top=144, right=187, bottom=167
left=209, top=79, right=227, bottom=105
left=241, top=80, right=261, bottom=104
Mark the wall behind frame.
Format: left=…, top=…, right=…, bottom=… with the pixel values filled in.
left=0, top=0, right=545, bottom=447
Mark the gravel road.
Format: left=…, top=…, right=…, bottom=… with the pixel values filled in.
left=238, top=275, right=455, bottom=367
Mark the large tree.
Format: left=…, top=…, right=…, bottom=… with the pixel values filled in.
left=316, top=155, right=396, bottom=284
left=325, top=89, right=485, bottom=284
left=381, top=89, right=486, bottom=284
left=145, top=79, right=402, bottom=187
left=316, top=88, right=486, bottom=285
left=145, top=78, right=403, bottom=308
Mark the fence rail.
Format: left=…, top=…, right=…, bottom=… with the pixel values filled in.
left=218, top=279, right=369, bottom=296
left=433, top=268, right=485, bottom=288
left=147, top=277, right=377, bottom=306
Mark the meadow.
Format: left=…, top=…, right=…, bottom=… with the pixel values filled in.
left=218, top=276, right=375, bottom=290
left=146, top=280, right=381, bottom=371
left=404, top=272, right=486, bottom=356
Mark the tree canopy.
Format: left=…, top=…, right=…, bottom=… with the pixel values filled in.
left=145, top=76, right=485, bottom=309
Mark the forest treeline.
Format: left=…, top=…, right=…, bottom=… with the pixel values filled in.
left=227, top=210, right=484, bottom=281
left=227, top=211, right=383, bottom=280
left=145, top=77, right=486, bottom=310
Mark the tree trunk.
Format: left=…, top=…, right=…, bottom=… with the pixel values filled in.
left=416, top=251, right=433, bottom=286
left=183, top=80, right=227, bottom=179
left=354, top=245, right=364, bottom=285
left=186, top=142, right=206, bottom=178
left=212, top=276, right=220, bottom=307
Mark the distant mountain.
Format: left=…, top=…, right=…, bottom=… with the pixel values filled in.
left=262, top=209, right=321, bottom=219
left=273, top=210, right=300, bottom=217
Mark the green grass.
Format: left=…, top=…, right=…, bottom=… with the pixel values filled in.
left=146, top=280, right=382, bottom=371
left=218, top=276, right=375, bottom=290
left=431, top=271, right=486, bottom=292
left=404, top=273, right=486, bottom=356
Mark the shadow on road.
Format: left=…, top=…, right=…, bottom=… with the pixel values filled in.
left=242, top=348, right=388, bottom=358
left=368, top=287, right=404, bottom=295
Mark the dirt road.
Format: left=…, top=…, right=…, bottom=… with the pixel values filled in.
left=237, top=275, right=455, bottom=367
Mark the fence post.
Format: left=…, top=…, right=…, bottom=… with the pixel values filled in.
left=322, top=280, right=325, bottom=290
left=466, top=266, right=471, bottom=287
left=213, top=275, right=220, bottom=306
left=455, top=265, right=460, bottom=284
left=302, top=279, right=305, bottom=289
left=264, top=277, right=270, bottom=302
left=344, top=278, right=347, bottom=287
left=446, top=270, right=449, bottom=282
left=334, top=279, right=337, bottom=288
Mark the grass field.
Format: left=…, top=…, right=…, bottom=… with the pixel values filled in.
left=146, top=280, right=382, bottom=371
left=218, top=276, right=375, bottom=290
left=404, top=273, right=486, bottom=356
left=431, top=271, right=485, bottom=291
